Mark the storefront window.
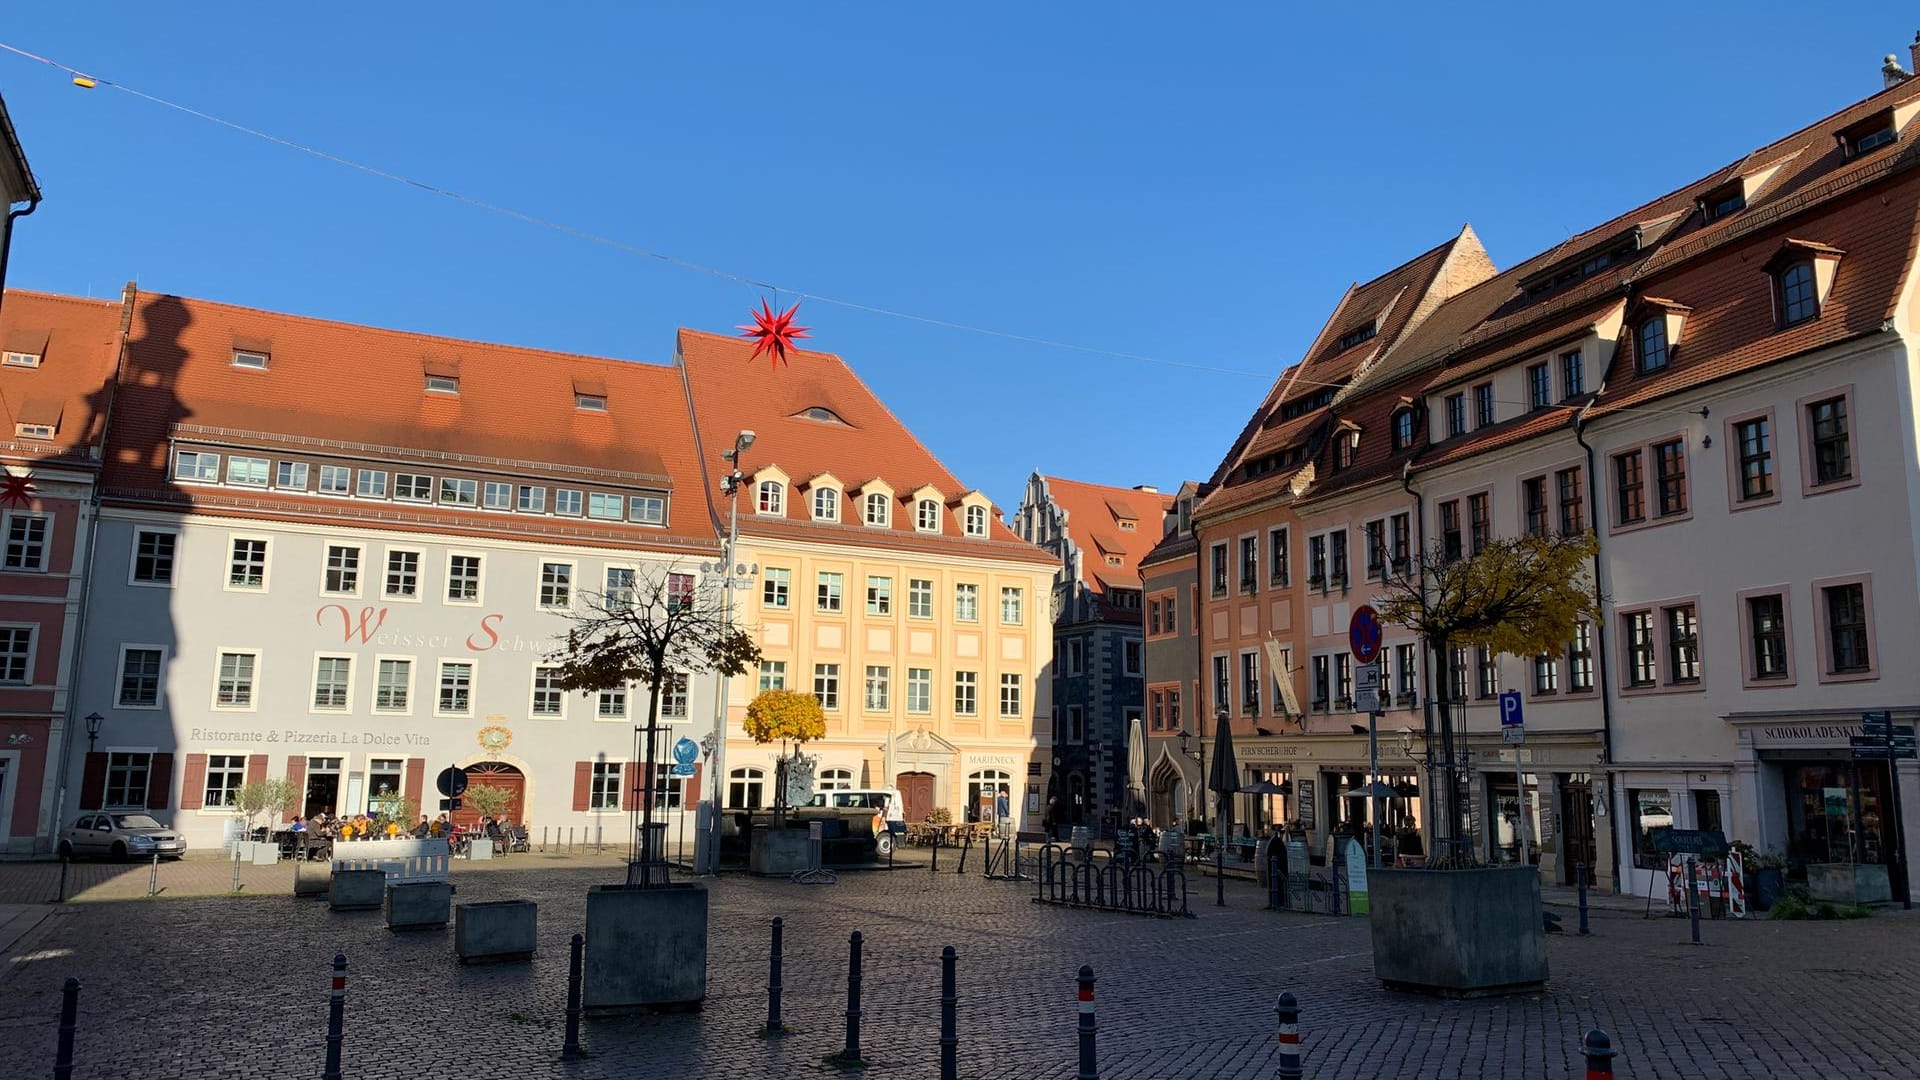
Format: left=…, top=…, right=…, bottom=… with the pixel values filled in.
left=1628, top=788, right=1673, bottom=870
left=1786, top=763, right=1889, bottom=870
left=1486, top=774, right=1542, bottom=865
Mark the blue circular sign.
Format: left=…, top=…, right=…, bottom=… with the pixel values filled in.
left=672, top=737, right=699, bottom=766
left=1348, top=605, right=1384, bottom=665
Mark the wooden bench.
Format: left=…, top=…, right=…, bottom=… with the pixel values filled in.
left=331, top=837, right=451, bottom=885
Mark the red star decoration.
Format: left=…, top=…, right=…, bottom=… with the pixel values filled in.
left=738, top=300, right=810, bottom=369
left=0, top=473, right=34, bottom=509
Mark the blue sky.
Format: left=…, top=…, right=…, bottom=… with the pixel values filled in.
left=2, top=4, right=1913, bottom=514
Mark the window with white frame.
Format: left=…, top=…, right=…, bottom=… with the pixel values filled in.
left=1240, top=651, right=1260, bottom=715
left=917, top=498, right=941, bottom=532
left=866, top=575, right=892, bottom=615
left=228, top=538, right=267, bottom=589
left=518, top=485, right=547, bottom=513
left=813, top=486, right=840, bottom=522
left=864, top=492, right=890, bottom=527
left=964, top=505, right=988, bottom=537
left=597, top=686, right=628, bottom=718
left=909, top=578, right=933, bottom=618
left=954, top=583, right=978, bottom=622
left=865, top=665, right=890, bottom=711
left=728, top=767, right=766, bottom=810
left=907, top=668, right=932, bottom=713
left=0, top=626, right=30, bottom=684
left=629, top=495, right=666, bottom=525
left=447, top=555, right=481, bottom=602
left=763, top=567, right=790, bottom=608
left=1269, top=527, right=1290, bottom=586
left=1568, top=622, right=1594, bottom=691
left=999, top=673, right=1022, bottom=717
left=817, top=572, right=844, bottom=612
left=655, top=671, right=688, bottom=718
left=203, top=754, right=246, bottom=808
left=367, top=760, right=405, bottom=807
left=590, top=762, right=623, bottom=811
left=604, top=566, right=635, bottom=611
left=118, top=647, right=163, bottom=707
left=394, top=473, right=433, bottom=501
left=588, top=492, right=623, bottom=520
left=1533, top=652, right=1559, bottom=694
left=757, top=480, right=785, bottom=515
left=758, top=661, right=786, bottom=692
left=554, top=489, right=583, bottom=516
left=540, top=562, right=572, bottom=608
left=276, top=461, right=309, bottom=490
left=1001, top=586, right=1023, bottom=625
left=132, top=530, right=176, bottom=585
left=227, top=456, right=269, bottom=487
left=384, top=550, right=419, bottom=598
left=1310, top=655, right=1329, bottom=708
left=324, top=545, right=360, bottom=595
left=483, top=481, right=513, bottom=510
left=814, top=663, right=841, bottom=709
left=215, top=651, right=257, bottom=709
left=666, top=572, right=694, bottom=614
left=312, top=656, right=351, bottom=710
left=105, top=752, right=151, bottom=809
left=355, top=469, right=388, bottom=498
left=649, top=765, right=687, bottom=812
left=531, top=665, right=565, bottom=716
left=954, top=670, right=978, bottom=715
left=438, top=661, right=474, bottom=715
left=819, top=768, right=855, bottom=790
left=176, top=450, right=221, bottom=482
left=374, top=658, right=411, bottom=712
left=3, top=513, right=47, bottom=571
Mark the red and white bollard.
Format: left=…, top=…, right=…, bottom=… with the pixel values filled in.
left=1275, top=991, right=1301, bottom=1079
left=1582, top=1028, right=1615, bottom=1079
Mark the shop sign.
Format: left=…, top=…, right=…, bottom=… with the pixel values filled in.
left=966, top=753, right=1022, bottom=768
left=1296, top=778, right=1316, bottom=830
left=1747, top=723, right=1862, bottom=748
left=188, top=726, right=433, bottom=748
left=1239, top=743, right=1297, bottom=759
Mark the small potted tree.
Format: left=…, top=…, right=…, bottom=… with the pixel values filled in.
left=460, top=785, right=515, bottom=859
left=232, top=778, right=300, bottom=865
left=742, top=688, right=826, bottom=874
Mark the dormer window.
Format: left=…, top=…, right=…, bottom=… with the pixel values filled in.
left=916, top=498, right=941, bottom=533
left=812, top=486, right=839, bottom=523
left=1392, top=407, right=1415, bottom=451
left=1777, top=262, right=1817, bottom=326
left=575, top=393, right=607, bottom=412
left=3, top=351, right=42, bottom=368
left=864, top=492, right=890, bottom=527
left=1334, top=428, right=1359, bottom=470
left=1763, top=240, right=1843, bottom=330
left=1334, top=322, right=1377, bottom=352
left=14, top=423, right=52, bottom=440
left=1636, top=318, right=1669, bottom=374
left=425, top=374, right=459, bottom=394
left=757, top=480, right=785, bottom=515
left=797, top=406, right=847, bottom=424
left=964, top=505, right=989, bottom=537
left=1703, top=189, right=1746, bottom=223
left=232, top=350, right=269, bottom=370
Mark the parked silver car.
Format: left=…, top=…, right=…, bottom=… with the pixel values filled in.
left=59, top=813, right=187, bottom=861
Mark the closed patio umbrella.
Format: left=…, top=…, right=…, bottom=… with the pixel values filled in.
left=1127, top=715, right=1149, bottom=818
left=1206, top=709, right=1238, bottom=907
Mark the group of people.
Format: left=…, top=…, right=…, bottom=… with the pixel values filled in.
left=292, top=808, right=518, bottom=853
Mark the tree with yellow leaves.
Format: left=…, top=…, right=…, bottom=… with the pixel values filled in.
left=1376, top=532, right=1600, bottom=862
left=745, top=689, right=826, bottom=823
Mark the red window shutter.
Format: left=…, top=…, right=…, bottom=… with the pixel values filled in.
left=684, top=763, right=702, bottom=807
left=403, top=759, right=426, bottom=810
left=78, top=752, right=107, bottom=810
left=572, top=761, right=592, bottom=812
left=285, top=757, right=308, bottom=820
left=145, top=752, right=174, bottom=810
left=179, top=754, right=208, bottom=811
left=245, top=754, right=267, bottom=786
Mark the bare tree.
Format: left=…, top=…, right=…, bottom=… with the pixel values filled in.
left=549, top=561, right=760, bottom=886
left=1375, top=532, right=1600, bottom=863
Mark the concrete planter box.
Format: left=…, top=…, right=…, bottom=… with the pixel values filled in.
left=456, top=900, right=538, bottom=962
left=583, top=883, right=707, bottom=1012
left=386, top=881, right=453, bottom=931
left=1807, top=862, right=1891, bottom=905
left=293, top=862, right=329, bottom=898
left=749, top=828, right=811, bottom=875
left=1368, top=866, right=1547, bottom=997
left=328, top=868, right=386, bottom=911
left=468, top=838, right=494, bottom=861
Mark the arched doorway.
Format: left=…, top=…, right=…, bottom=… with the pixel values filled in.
left=453, top=762, right=525, bottom=828
left=895, top=771, right=936, bottom=822
left=1150, top=759, right=1181, bottom=828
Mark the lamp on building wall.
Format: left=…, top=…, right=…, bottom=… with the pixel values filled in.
left=84, top=712, right=102, bottom=754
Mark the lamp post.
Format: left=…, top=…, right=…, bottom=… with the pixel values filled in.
left=702, top=430, right=755, bottom=875
left=83, top=712, right=101, bottom=754
left=1175, top=728, right=1204, bottom=827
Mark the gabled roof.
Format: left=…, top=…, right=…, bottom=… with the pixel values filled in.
left=676, top=328, right=1051, bottom=564
left=0, top=289, right=122, bottom=466
left=0, top=91, right=39, bottom=206
left=1036, top=475, right=1173, bottom=593
left=102, top=289, right=716, bottom=553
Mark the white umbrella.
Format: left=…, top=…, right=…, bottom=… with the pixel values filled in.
left=1127, top=715, right=1148, bottom=817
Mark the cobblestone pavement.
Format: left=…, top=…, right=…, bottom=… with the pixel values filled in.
left=0, top=854, right=1915, bottom=1079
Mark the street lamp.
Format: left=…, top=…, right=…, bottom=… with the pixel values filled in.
left=84, top=712, right=102, bottom=754
left=702, top=430, right=756, bottom=875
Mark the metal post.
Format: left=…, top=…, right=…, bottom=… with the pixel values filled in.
left=1582, top=1028, right=1615, bottom=1078
left=1075, top=965, right=1098, bottom=1080
left=562, top=933, right=584, bottom=1058
left=1369, top=711, right=1382, bottom=868
left=765, top=917, right=785, bottom=1035
left=147, top=851, right=159, bottom=896
left=1515, top=755, right=1529, bottom=867
left=706, top=439, right=748, bottom=876
left=541, top=825, right=549, bottom=852
left=838, top=931, right=864, bottom=1063
left=1687, top=857, right=1702, bottom=945
left=1274, top=990, right=1301, bottom=1080
left=52, top=977, right=78, bottom=1080
left=930, top=833, right=940, bottom=873
left=1884, top=715, right=1912, bottom=910
left=323, top=953, right=347, bottom=1080
left=55, top=849, right=69, bottom=903
left=232, top=844, right=242, bottom=892
left=1577, top=862, right=1591, bottom=936
left=939, top=946, right=957, bottom=1080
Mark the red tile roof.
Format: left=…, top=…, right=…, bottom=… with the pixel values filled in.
left=0, top=289, right=123, bottom=468
left=675, top=328, right=1054, bottom=565
left=102, top=288, right=718, bottom=553
left=1036, top=475, right=1173, bottom=592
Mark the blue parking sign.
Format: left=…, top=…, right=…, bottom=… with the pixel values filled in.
left=1498, top=690, right=1524, bottom=728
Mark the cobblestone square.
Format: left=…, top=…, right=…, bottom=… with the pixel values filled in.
left=1, top=855, right=1916, bottom=1079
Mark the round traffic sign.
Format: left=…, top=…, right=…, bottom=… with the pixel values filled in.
left=436, top=766, right=469, bottom=798
left=1349, top=604, right=1384, bottom=665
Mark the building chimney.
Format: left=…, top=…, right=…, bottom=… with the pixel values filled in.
left=1910, top=31, right=1920, bottom=80
left=1887, top=52, right=1912, bottom=90
left=1133, top=484, right=1159, bottom=494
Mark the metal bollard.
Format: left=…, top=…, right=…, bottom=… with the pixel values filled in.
left=148, top=851, right=159, bottom=896
left=1582, top=1028, right=1615, bottom=1078
left=1275, top=991, right=1301, bottom=1080
left=563, top=933, right=584, bottom=1057
left=232, top=844, right=242, bottom=892
left=542, top=825, right=549, bottom=852
left=323, top=953, right=347, bottom=1080
left=835, top=931, right=864, bottom=1063
left=52, top=977, right=79, bottom=1080
left=568, top=826, right=575, bottom=853
left=930, top=833, right=940, bottom=873
left=939, top=946, right=957, bottom=1080
left=1076, top=965, right=1098, bottom=1080
left=54, top=850, right=69, bottom=903
left=1577, top=862, right=1591, bottom=936
left=766, top=917, right=785, bottom=1035
left=1687, top=858, right=1702, bottom=944
left=956, top=834, right=971, bottom=875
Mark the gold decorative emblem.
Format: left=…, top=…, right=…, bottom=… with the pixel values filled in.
left=477, top=724, right=513, bottom=755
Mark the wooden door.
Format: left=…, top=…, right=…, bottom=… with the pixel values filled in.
left=896, top=772, right=936, bottom=823
left=454, top=763, right=526, bottom=828
left=1559, top=782, right=1595, bottom=885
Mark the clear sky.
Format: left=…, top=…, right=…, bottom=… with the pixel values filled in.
left=2, top=4, right=1913, bottom=515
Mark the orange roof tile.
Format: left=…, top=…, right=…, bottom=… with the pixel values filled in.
left=1037, top=475, right=1173, bottom=594
left=675, top=329, right=1053, bottom=565
left=0, top=289, right=123, bottom=468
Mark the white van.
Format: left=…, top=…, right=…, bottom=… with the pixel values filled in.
left=807, top=787, right=907, bottom=856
